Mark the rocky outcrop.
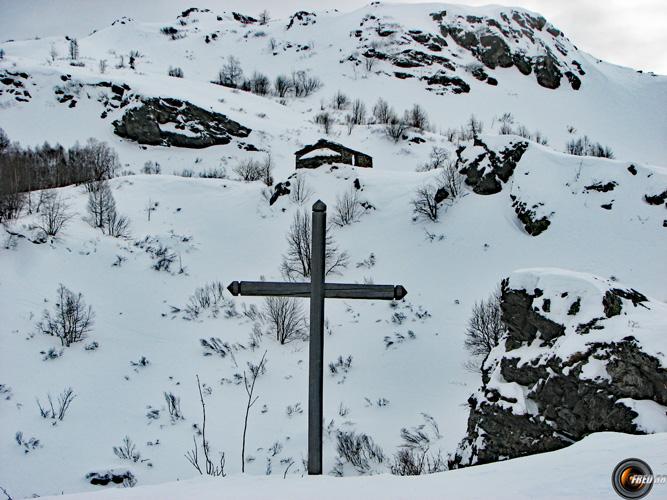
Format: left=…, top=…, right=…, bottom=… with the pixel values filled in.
left=0, top=70, right=32, bottom=103
left=113, top=98, right=251, bottom=148
left=456, top=139, right=528, bottom=195
left=510, top=197, right=552, bottom=236
left=451, top=270, right=667, bottom=468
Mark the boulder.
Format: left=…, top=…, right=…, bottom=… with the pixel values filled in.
left=451, top=270, right=667, bottom=468
left=457, top=139, right=528, bottom=195
left=113, top=98, right=251, bottom=148
left=534, top=53, right=562, bottom=89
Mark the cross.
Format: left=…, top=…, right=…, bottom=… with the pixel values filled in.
left=228, top=200, right=407, bottom=475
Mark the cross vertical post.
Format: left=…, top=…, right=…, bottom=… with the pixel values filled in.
left=308, top=200, right=326, bottom=475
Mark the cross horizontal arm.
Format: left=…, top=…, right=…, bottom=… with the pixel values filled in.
left=227, top=281, right=407, bottom=300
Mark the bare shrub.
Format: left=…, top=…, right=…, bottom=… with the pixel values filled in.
left=464, top=287, right=506, bottom=371
left=437, top=159, right=464, bottom=199
left=466, top=114, right=484, bottom=138
left=142, top=161, right=161, bottom=174
left=566, top=136, right=614, bottom=158
left=186, top=375, right=226, bottom=476
left=315, top=112, right=333, bottom=134
left=241, top=352, right=267, bottom=472
left=234, top=159, right=263, bottom=181
left=216, top=55, right=243, bottom=88
left=274, top=74, right=293, bottom=97
left=168, top=66, right=184, bottom=78
left=183, top=281, right=226, bottom=320
left=281, top=209, right=349, bottom=280
left=385, top=116, right=408, bottom=142
left=363, top=55, right=376, bottom=72
left=37, top=387, right=76, bottom=422
left=390, top=414, right=445, bottom=476
left=87, top=181, right=116, bottom=229
left=289, top=174, right=313, bottom=205
left=37, top=285, right=94, bottom=347
left=412, top=185, right=441, bottom=222
left=263, top=297, right=307, bottom=344
left=405, top=104, right=429, bottom=130
left=113, top=436, right=141, bottom=462
left=164, top=392, right=184, bottom=422
left=350, top=99, right=366, bottom=125
left=332, top=90, right=350, bottom=110
left=292, top=70, right=322, bottom=97
left=332, top=189, right=361, bottom=227
left=36, top=192, right=71, bottom=237
left=248, top=71, right=271, bottom=95
left=372, top=98, right=393, bottom=124
left=106, top=211, right=131, bottom=239
left=336, top=431, right=385, bottom=473
left=417, top=147, right=449, bottom=172
left=260, top=154, right=273, bottom=186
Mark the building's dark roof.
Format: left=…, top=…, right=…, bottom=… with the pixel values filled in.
left=294, top=138, right=370, bottom=158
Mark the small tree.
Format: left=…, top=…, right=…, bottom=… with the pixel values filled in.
left=241, top=352, right=267, bottom=472
left=417, top=146, right=449, bottom=172
left=466, top=114, right=484, bottom=139
left=87, top=181, right=116, bottom=229
left=234, top=158, right=263, bottom=181
left=412, top=185, right=441, bottom=222
left=350, top=99, right=366, bottom=125
left=405, top=104, right=429, bottom=130
left=385, top=116, right=408, bottom=142
left=37, top=285, right=94, bottom=347
left=168, top=66, right=184, bottom=78
left=259, top=10, right=271, bottom=25
left=281, top=209, right=349, bottom=280
left=49, top=44, right=58, bottom=62
left=0, top=48, right=5, bottom=60
left=260, top=154, right=273, bottom=186
left=248, top=71, right=271, bottom=95
left=372, top=98, right=393, bottom=124
left=332, top=189, right=361, bottom=227
left=68, top=38, right=79, bottom=61
left=264, top=297, right=306, bottom=344
left=292, top=70, right=321, bottom=97
left=289, top=174, right=313, bottom=205
left=464, top=287, right=506, bottom=370
left=332, top=90, right=350, bottom=110
left=315, top=112, right=333, bottom=134
left=99, top=59, right=107, bottom=74
left=438, top=159, right=464, bottom=199
left=36, top=192, right=71, bottom=237
left=217, top=55, right=244, bottom=88
left=274, top=74, right=293, bottom=97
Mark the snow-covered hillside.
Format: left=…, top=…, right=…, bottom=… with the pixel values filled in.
left=0, top=2, right=665, bottom=499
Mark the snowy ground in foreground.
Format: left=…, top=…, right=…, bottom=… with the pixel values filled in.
left=44, top=432, right=667, bottom=500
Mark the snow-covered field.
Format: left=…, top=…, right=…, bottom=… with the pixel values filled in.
left=1, top=2, right=665, bottom=499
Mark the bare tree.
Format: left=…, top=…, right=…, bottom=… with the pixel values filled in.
left=417, top=146, right=450, bottom=172
left=36, top=192, right=71, bottom=237
left=274, top=74, right=293, bottom=97
left=315, top=112, right=333, bottom=134
left=234, top=158, right=263, bottom=182
left=36, top=387, right=76, bottom=422
left=332, top=189, right=361, bottom=227
left=37, top=285, right=94, bottom=347
left=281, top=209, right=349, bottom=280
left=168, top=66, right=184, bottom=78
left=372, top=98, right=393, bottom=124
left=241, top=352, right=267, bottom=472
left=264, top=297, right=307, bottom=344
left=412, top=185, right=441, bottom=222
left=185, top=375, right=226, bottom=476
left=260, top=154, right=273, bottom=186
left=289, top=174, right=313, bottom=205
left=385, top=116, right=408, bottom=142
left=248, top=71, right=271, bottom=95
left=87, top=181, right=116, bottom=229
left=405, top=104, right=429, bottom=130
left=292, top=70, right=321, bottom=97
left=217, top=56, right=244, bottom=88
left=363, top=55, right=376, bottom=72
left=466, top=114, right=484, bottom=139
left=332, top=90, right=350, bottom=110
left=464, top=287, right=506, bottom=371
left=99, top=59, right=107, bottom=74
left=68, top=38, right=79, bottom=61
left=438, top=159, right=464, bottom=199
left=259, top=10, right=271, bottom=25
left=350, top=99, right=366, bottom=125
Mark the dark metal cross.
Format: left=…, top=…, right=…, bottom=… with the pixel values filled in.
left=228, top=200, right=407, bottom=475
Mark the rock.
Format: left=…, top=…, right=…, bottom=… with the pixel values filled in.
left=644, top=189, right=667, bottom=206
left=479, top=34, right=513, bottom=69
left=451, top=270, right=667, bottom=468
left=534, top=53, right=562, bottom=89
left=627, top=164, right=638, bottom=175
left=422, top=72, right=470, bottom=94
left=112, top=97, right=251, bottom=148
left=286, top=11, right=316, bottom=30
left=512, top=53, right=533, bottom=75
left=434, top=187, right=449, bottom=204
left=269, top=181, right=290, bottom=206
left=511, top=198, right=551, bottom=236
left=458, top=139, right=528, bottom=195
left=86, top=469, right=136, bottom=487
left=584, top=181, right=617, bottom=192
left=565, top=71, right=581, bottom=90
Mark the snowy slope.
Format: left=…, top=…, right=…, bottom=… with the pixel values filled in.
left=1, top=2, right=666, bottom=499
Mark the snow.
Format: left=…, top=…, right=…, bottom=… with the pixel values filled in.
left=300, top=148, right=342, bottom=159
left=41, top=433, right=667, bottom=500
left=0, top=2, right=666, bottom=498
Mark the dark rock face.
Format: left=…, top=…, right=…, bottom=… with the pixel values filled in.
left=113, top=98, right=251, bottom=148
left=457, top=139, right=529, bottom=195
left=534, top=53, right=562, bottom=89
left=584, top=181, right=617, bottom=192
left=269, top=181, right=291, bottom=205
left=479, top=35, right=513, bottom=69
left=87, top=469, right=136, bottom=487
left=644, top=189, right=667, bottom=206
left=451, top=272, right=667, bottom=468
left=422, top=72, right=470, bottom=94
left=0, top=70, right=33, bottom=103
left=511, top=198, right=551, bottom=236
left=286, top=11, right=316, bottom=30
